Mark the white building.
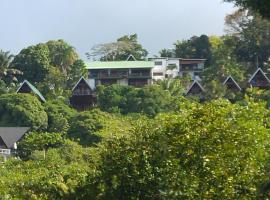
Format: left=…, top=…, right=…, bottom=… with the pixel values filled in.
left=149, top=57, right=205, bottom=81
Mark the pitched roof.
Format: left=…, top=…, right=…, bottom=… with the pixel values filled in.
left=248, top=68, right=270, bottom=84
left=72, top=77, right=93, bottom=91
left=186, top=80, right=205, bottom=95
left=223, top=76, right=242, bottom=91
left=0, top=127, right=29, bottom=149
left=85, top=61, right=154, bottom=69
left=16, top=80, right=46, bottom=102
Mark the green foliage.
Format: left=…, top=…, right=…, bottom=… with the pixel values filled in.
left=0, top=50, right=22, bottom=85
left=17, top=132, right=64, bottom=159
left=0, top=93, right=48, bottom=130
left=87, top=34, right=148, bottom=61
left=175, top=35, right=212, bottom=66
left=68, top=109, right=130, bottom=146
left=12, top=44, right=51, bottom=83
left=98, top=84, right=176, bottom=116
left=0, top=140, right=95, bottom=200
left=81, top=100, right=270, bottom=199
left=224, top=0, right=270, bottom=19
left=44, top=99, right=76, bottom=134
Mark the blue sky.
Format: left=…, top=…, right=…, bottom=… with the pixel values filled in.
left=1, top=0, right=236, bottom=59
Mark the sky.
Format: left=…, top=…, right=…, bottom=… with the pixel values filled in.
left=0, top=0, right=236, bottom=60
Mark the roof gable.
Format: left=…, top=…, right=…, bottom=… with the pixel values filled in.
left=223, top=76, right=242, bottom=91
left=72, top=77, right=93, bottom=92
left=0, top=127, right=29, bottom=149
left=17, top=80, right=46, bottom=102
left=186, top=80, right=205, bottom=95
left=248, top=68, right=270, bottom=84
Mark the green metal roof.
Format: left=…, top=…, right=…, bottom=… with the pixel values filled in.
left=17, top=80, right=46, bottom=102
left=85, top=61, right=154, bottom=69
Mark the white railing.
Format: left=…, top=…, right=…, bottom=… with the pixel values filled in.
left=0, top=148, right=11, bottom=155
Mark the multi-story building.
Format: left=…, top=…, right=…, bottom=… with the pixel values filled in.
left=86, top=61, right=154, bottom=89
left=149, top=57, right=205, bottom=81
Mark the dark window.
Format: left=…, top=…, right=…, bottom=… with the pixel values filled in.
left=153, top=72, right=164, bottom=76
left=155, top=61, right=163, bottom=66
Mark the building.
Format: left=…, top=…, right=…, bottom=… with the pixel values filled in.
left=86, top=61, right=154, bottom=89
left=180, top=59, right=205, bottom=80
left=0, top=127, right=29, bottom=161
left=223, top=76, right=242, bottom=92
left=149, top=57, right=180, bottom=80
left=149, top=57, right=205, bottom=81
left=186, top=80, right=205, bottom=96
left=70, top=77, right=96, bottom=110
left=16, top=80, right=46, bottom=102
left=248, top=68, right=270, bottom=89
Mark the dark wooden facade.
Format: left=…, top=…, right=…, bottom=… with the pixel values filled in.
left=186, top=81, right=205, bottom=96
left=223, top=76, right=242, bottom=92
left=249, top=68, right=270, bottom=89
left=70, top=77, right=96, bottom=111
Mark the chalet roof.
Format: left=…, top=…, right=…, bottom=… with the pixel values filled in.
left=86, top=61, right=154, bottom=69
left=16, top=80, right=46, bottom=102
left=72, top=77, right=93, bottom=91
left=186, top=80, right=205, bottom=95
left=223, top=76, right=242, bottom=91
left=248, top=68, right=270, bottom=84
left=0, top=127, right=29, bottom=149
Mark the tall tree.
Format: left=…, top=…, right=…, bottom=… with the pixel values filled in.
left=87, top=34, right=148, bottom=61
left=12, top=44, right=51, bottom=83
left=174, top=35, right=212, bottom=65
left=224, top=0, right=270, bottom=19
left=0, top=50, right=22, bottom=85
left=225, top=10, right=270, bottom=69
left=46, top=40, right=79, bottom=74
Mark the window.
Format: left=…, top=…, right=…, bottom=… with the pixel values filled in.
left=153, top=72, right=164, bottom=76
left=155, top=61, right=163, bottom=66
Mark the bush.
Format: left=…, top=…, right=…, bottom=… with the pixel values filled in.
left=0, top=93, right=48, bottom=130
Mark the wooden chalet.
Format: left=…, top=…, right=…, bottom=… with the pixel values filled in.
left=248, top=68, right=270, bottom=89
left=16, top=80, right=46, bottom=102
left=186, top=80, right=205, bottom=96
left=223, top=76, right=242, bottom=92
left=70, top=77, right=96, bottom=111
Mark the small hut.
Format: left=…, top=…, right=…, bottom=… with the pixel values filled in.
left=16, top=80, right=46, bottom=102
left=186, top=80, right=205, bottom=96
left=223, top=76, right=242, bottom=92
left=70, top=77, right=96, bottom=111
left=248, top=68, right=270, bottom=89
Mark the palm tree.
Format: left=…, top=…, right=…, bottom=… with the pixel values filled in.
left=0, top=50, right=22, bottom=85
left=156, top=78, right=185, bottom=97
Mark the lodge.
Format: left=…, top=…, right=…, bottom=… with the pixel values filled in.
left=14, top=62, right=270, bottom=111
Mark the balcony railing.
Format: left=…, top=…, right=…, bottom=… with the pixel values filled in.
left=90, top=73, right=151, bottom=79
left=0, top=148, right=11, bottom=155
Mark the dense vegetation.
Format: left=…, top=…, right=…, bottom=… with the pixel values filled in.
left=1, top=3, right=270, bottom=199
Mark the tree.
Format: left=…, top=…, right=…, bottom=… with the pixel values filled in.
left=46, top=40, right=79, bottom=74
left=12, top=44, right=51, bottom=83
left=0, top=93, right=48, bottom=130
left=0, top=50, right=22, bottom=85
left=159, top=48, right=174, bottom=57
left=203, top=36, right=246, bottom=83
left=225, top=10, right=270, bottom=69
left=87, top=34, right=148, bottom=61
left=68, top=109, right=131, bottom=146
left=81, top=100, right=270, bottom=199
left=174, top=35, right=212, bottom=65
left=224, top=0, right=270, bottom=19
left=17, top=132, right=64, bottom=159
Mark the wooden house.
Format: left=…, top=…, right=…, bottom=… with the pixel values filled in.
left=223, top=76, right=242, bottom=92
left=70, top=77, right=96, bottom=111
left=186, top=80, right=205, bottom=96
left=248, top=68, right=270, bottom=89
left=16, top=80, right=46, bottom=102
